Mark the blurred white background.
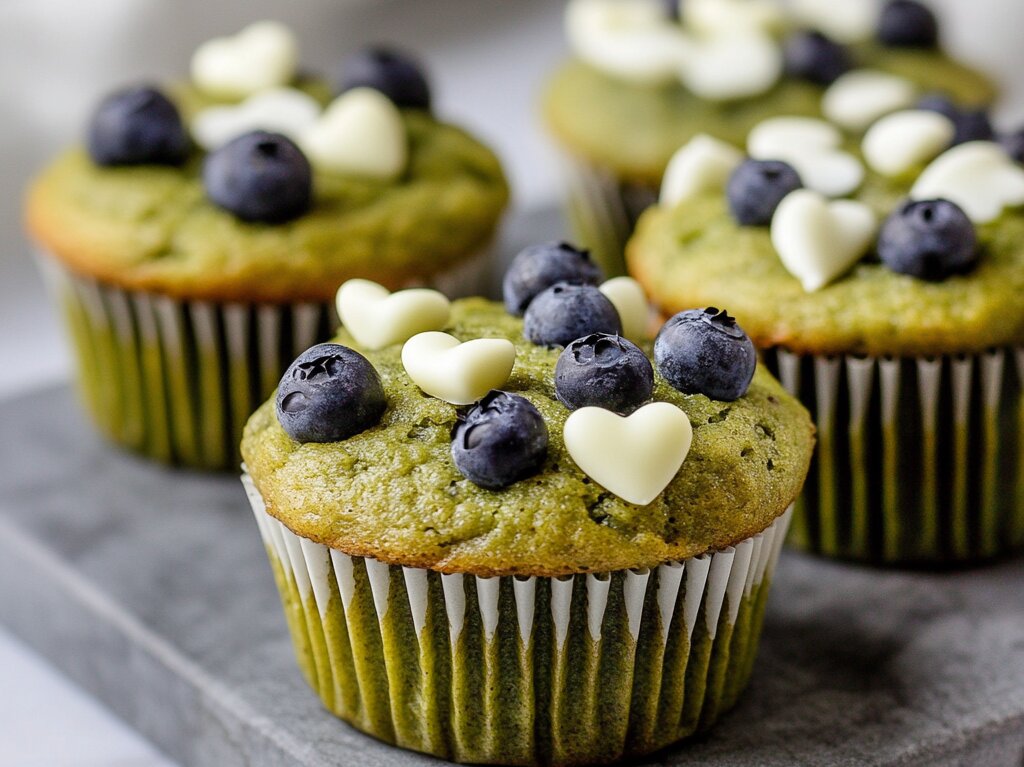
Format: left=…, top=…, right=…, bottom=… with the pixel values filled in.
left=1, top=0, right=1023, bottom=764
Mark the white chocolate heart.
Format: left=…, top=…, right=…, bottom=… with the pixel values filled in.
left=682, top=31, right=783, bottom=101
left=402, top=332, right=516, bottom=406
left=190, top=21, right=298, bottom=100
left=748, top=117, right=864, bottom=198
left=563, top=403, right=693, bottom=506
left=911, top=141, right=1024, bottom=224
left=336, top=279, right=451, bottom=351
left=685, top=0, right=783, bottom=34
left=788, top=0, right=878, bottom=44
left=771, top=190, right=877, bottom=292
left=823, top=70, right=917, bottom=132
left=599, top=277, right=651, bottom=341
left=565, top=0, right=691, bottom=85
left=191, top=88, right=320, bottom=151
left=660, top=134, right=743, bottom=206
left=862, top=110, right=955, bottom=178
left=300, top=88, right=408, bottom=179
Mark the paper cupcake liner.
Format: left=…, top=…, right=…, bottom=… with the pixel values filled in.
left=561, top=152, right=658, bottom=280
left=36, top=250, right=492, bottom=471
left=763, top=347, right=1024, bottom=564
left=242, top=472, right=792, bottom=766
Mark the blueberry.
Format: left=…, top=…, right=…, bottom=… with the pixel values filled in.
left=877, top=199, right=978, bottom=281
left=555, top=334, right=654, bottom=414
left=662, top=0, right=681, bottom=21
left=727, top=160, right=803, bottom=226
left=451, top=391, right=548, bottom=489
left=503, top=241, right=604, bottom=316
left=86, top=85, right=189, bottom=167
left=784, top=31, right=852, bottom=86
left=335, top=47, right=431, bottom=110
left=917, top=95, right=994, bottom=145
left=655, top=308, right=756, bottom=402
left=878, top=0, right=939, bottom=48
left=275, top=343, right=387, bottom=443
left=523, top=283, right=622, bottom=348
left=1000, top=129, right=1024, bottom=164
left=203, top=131, right=312, bottom=223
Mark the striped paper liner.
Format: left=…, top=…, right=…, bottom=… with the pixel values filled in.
left=562, top=152, right=659, bottom=280
left=37, top=250, right=492, bottom=471
left=243, top=471, right=792, bottom=766
left=764, top=347, right=1024, bottom=564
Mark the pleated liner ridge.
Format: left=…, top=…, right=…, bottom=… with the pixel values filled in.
left=562, top=152, right=658, bottom=280
left=242, top=472, right=792, bottom=766
left=36, top=250, right=491, bottom=471
left=765, top=347, right=1024, bottom=564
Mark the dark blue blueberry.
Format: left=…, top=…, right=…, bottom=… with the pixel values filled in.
left=451, top=391, right=548, bottom=489
left=877, top=199, right=978, bottom=281
left=203, top=131, right=312, bottom=223
left=86, top=85, right=189, bottom=167
left=654, top=308, right=756, bottom=402
left=917, top=95, right=994, bottom=145
left=335, top=47, right=431, bottom=110
left=523, top=283, right=621, bottom=348
left=784, top=31, right=852, bottom=86
left=555, top=334, right=654, bottom=414
left=503, top=241, right=603, bottom=316
left=878, top=0, right=939, bottom=48
left=727, top=160, right=803, bottom=226
left=662, top=0, right=681, bottom=21
left=1000, top=128, right=1024, bottom=164
left=275, top=343, right=386, bottom=443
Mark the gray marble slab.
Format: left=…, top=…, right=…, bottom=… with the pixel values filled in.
left=1, top=386, right=1023, bottom=767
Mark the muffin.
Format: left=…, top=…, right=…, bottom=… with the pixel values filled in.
left=542, top=0, right=995, bottom=277
left=627, top=107, right=1024, bottom=565
left=26, top=21, right=508, bottom=470
left=241, top=244, right=815, bottom=765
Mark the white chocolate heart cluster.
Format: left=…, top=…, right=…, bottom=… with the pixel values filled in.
left=333, top=278, right=692, bottom=505
left=660, top=101, right=1024, bottom=291
left=566, top=0, right=784, bottom=101
left=190, top=23, right=408, bottom=180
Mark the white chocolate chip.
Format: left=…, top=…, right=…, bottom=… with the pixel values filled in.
left=911, top=141, right=1024, bottom=224
left=822, top=70, right=917, bottom=132
left=565, top=0, right=692, bottom=85
left=771, top=189, right=877, bottom=292
left=681, top=30, right=783, bottom=101
left=685, top=0, right=784, bottom=35
left=563, top=402, right=693, bottom=506
left=401, top=332, right=516, bottom=406
left=190, top=21, right=298, bottom=99
left=660, top=134, right=743, bottom=206
left=300, top=88, right=408, bottom=179
left=787, top=0, right=879, bottom=44
left=748, top=116, right=864, bottom=198
left=862, top=110, right=955, bottom=177
left=336, top=279, right=450, bottom=351
left=748, top=116, right=842, bottom=158
left=599, top=277, right=652, bottom=341
left=191, top=88, right=320, bottom=151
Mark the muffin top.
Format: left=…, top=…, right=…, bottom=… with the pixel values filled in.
left=242, top=264, right=814, bottom=577
left=627, top=112, right=1024, bottom=357
left=25, top=23, right=508, bottom=303
left=543, top=0, right=994, bottom=183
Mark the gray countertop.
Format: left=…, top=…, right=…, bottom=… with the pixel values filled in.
left=0, top=383, right=1022, bottom=767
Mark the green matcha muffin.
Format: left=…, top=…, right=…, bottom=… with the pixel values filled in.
left=542, top=0, right=995, bottom=277
left=26, top=22, right=508, bottom=470
left=241, top=253, right=814, bottom=766
left=627, top=107, right=1024, bottom=565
